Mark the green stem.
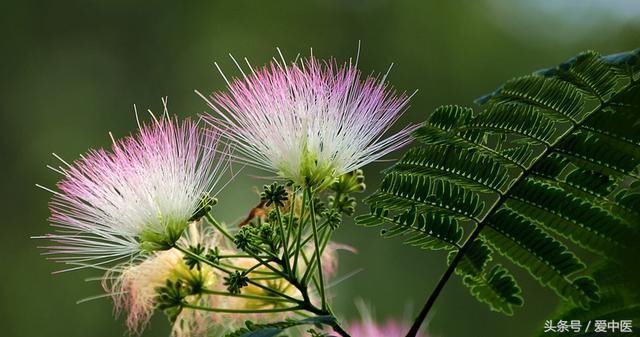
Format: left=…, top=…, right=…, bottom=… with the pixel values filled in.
left=218, top=254, right=255, bottom=258
left=291, top=221, right=329, bottom=259
left=174, top=245, right=233, bottom=274
left=218, top=262, right=279, bottom=275
left=300, top=248, right=321, bottom=293
left=184, top=303, right=301, bottom=314
left=206, top=209, right=281, bottom=265
left=302, top=223, right=332, bottom=284
left=307, top=186, right=327, bottom=310
left=286, top=187, right=297, bottom=248
left=404, top=223, right=485, bottom=337
left=275, top=206, right=291, bottom=273
left=292, top=187, right=308, bottom=275
left=249, top=275, right=285, bottom=281
left=330, top=321, right=352, bottom=337
left=174, top=244, right=299, bottom=303
left=249, top=243, right=281, bottom=262
left=244, top=280, right=301, bottom=303
left=205, top=213, right=235, bottom=242
left=200, top=288, right=295, bottom=303
left=301, top=303, right=351, bottom=337
left=242, top=250, right=283, bottom=275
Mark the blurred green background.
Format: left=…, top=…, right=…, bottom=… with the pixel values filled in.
left=1, top=1, right=638, bottom=336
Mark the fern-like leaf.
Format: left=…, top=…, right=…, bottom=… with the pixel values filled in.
left=358, top=48, right=640, bottom=315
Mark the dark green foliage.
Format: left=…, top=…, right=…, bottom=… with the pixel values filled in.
left=356, top=49, right=640, bottom=315
left=536, top=263, right=640, bottom=337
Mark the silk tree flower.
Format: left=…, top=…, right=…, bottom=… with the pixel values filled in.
left=104, top=223, right=222, bottom=336
left=348, top=300, right=428, bottom=337
left=201, top=53, right=417, bottom=187
left=103, top=222, right=320, bottom=336
left=319, top=242, right=357, bottom=280
left=348, top=320, right=427, bottom=337
left=36, top=111, right=228, bottom=271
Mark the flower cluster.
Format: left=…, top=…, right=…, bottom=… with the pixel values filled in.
left=37, top=50, right=415, bottom=337
left=202, top=55, right=416, bottom=187
left=38, top=112, right=226, bottom=271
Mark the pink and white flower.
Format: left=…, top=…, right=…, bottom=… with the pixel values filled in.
left=37, top=108, right=228, bottom=271
left=104, top=222, right=223, bottom=336
left=348, top=320, right=427, bottom=337
left=201, top=52, right=416, bottom=187
left=346, top=300, right=429, bottom=337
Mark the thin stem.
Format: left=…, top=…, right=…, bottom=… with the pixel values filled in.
left=292, top=187, right=308, bottom=275
left=200, top=288, right=296, bottom=303
left=275, top=206, right=291, bottom=273
left=174, top=245, right=233, bottom=274
left=174, top=244, right=299, bottom=303
left=242, top=250, right=283, bottom=275
left=218, top=254, right=256, bottom=258
left=300, top=248, right=321, bottom=293
left=404, top=223, right=485, bottom=337
left=286, top=187, right=297, bottom=248
left=218, top=262, right=279, bottom=275
left=330, top=321, right=352, bottom=337
left=307, top=186, right=327, bottom=310
left=239, top=261, right=264, bottom=275
left=244, top=280, right=301, bottom=303
left=303, top=223, right=332, bottom=284
left=249, top=242, right=281, bottom=262
left=302, top=303, right=351, bottom=337
left=250, top=275, right=286, bottom=281
left=205, top=213, right=234, bottom=242
left=184, top=303, right=301, bottom=314
left=204, top=211, right=284, bottom=276
left=291, top=221, right=329, bottom=259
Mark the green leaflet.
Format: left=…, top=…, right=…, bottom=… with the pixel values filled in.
left=462, top=265, right=523, bottom=316
left=462, top=103, right=559, bottom=145
left=390, top=144, right=511, bottom=193
left=483, top=207, right=598, bottom=308
left=453, top=238, right=493, bottom=277
left=554, top=129, right=640, bottom=175
left=369, top=172, right=485, bottom=220
left=491, top=76, right=585, bottom=122
left=355, top=206, right=463, bottom=251
left=358, top=48, right=640, bottom=315
left=552, top=52, right=620, bottom=101
left=448, top=238, right=524, bottom=315
left=507, top=178, right=630, bottom=254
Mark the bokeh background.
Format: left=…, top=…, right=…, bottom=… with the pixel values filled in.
left=1, top=1, right=638, bottom=336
